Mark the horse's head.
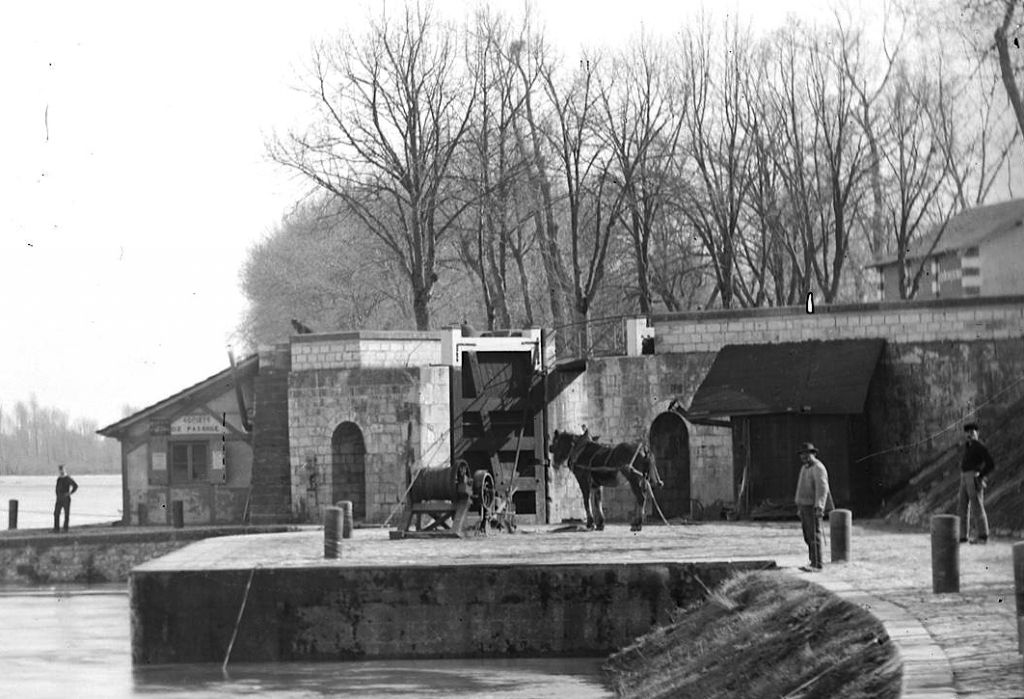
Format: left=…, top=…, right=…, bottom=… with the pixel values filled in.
left=549, top=427, right=592, bottom=468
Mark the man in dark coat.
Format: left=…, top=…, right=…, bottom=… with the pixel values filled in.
left=53, top=464, right=78, bottom=533
left=958, top=422, right=994, bottom=544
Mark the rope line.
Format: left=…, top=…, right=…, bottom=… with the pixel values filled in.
left=222, top=565, right=258, bottom=672
left=855, top=371, right=1024, bottom=463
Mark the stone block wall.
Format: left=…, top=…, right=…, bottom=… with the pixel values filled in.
left=652, top=295, right=1024, bottom=353
left=291, top=331, right=444, bottom=372
left=289, top=365, right=450, bottom=524
left=249, top=345, right=293, bottom=523
left=130, top=559, right=773, bottom=663
left=652, top=295, right=1024, bottom=492
left=547, top=354, right=731, bottom=523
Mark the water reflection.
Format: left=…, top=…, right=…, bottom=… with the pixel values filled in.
left=0, top=587, right=612, bottom=698
left=136, top=658, right=612, bottom=698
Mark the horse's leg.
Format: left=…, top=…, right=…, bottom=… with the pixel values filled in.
left=593, top=484, right=605, bottom=531
left=578, top=474, right=595, bottom=529
left=629, top=474, right=647, bottom=532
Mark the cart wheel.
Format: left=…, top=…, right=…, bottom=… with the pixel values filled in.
left=473, top=470, right=496, bottom=514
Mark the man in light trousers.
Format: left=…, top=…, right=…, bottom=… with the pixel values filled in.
left=957, top=422, right=994, bottom=544
left=794, top=442, right=831, bottom=572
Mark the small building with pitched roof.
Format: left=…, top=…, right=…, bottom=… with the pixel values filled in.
left=869, top=198, right=1024, bottom=300
left=97, top=354, right=258, bottom=526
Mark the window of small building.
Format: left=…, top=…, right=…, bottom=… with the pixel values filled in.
left=170, top=441, right=209, bottom=484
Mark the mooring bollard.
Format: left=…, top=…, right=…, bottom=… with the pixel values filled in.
left=324, top=506, right=344, bottom=559
left=830, top=509, right=852, bottom=562
left=336, top=500, right=354, bottom=539
left=931, top=514, right=960, bottom=594
left=1013, top=542, right=1024, bottom=655
left=8, top=499, right=17, bottom=530
left=171, top=500, right=184, bottom=529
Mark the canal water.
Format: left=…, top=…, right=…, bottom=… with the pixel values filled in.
left=0, top=587, right=614, bottom=698
left=0, top=474, right=123, bottom=529
left=0, top=476, right=615, bottom=697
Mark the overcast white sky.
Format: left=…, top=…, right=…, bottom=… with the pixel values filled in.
left=0, top=0, right=837, bottom=430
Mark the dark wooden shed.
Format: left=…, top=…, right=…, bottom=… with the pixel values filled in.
left=687, top=339, right=885, bottom=517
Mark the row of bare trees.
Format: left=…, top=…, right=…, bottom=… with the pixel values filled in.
left=0, top=397, right=119, bottom=475
left=243, top=2, right=1019, bottom=355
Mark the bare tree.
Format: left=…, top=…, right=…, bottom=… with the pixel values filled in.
left=598, top=34, right=687, bottom=314
left=238, top=199, right=405, bottom=346
left=270, top=4, right=475, bottom=330
left=676, top=16, right=757, bottom=309
left=877, top=62, right=958, bottom=299
left=456, top=6, right=538, bottom=331
left=509, top=26, right=572, bottom=337
left=993, top=0, right=1024, bottom=137
left=541, top=53, right=624, bottom=355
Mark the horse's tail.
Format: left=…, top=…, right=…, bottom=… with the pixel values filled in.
left=644, top=447, right=664, bottom=488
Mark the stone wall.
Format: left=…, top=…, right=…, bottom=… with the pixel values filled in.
left=250, top=345, right=293, bottom=523
left=546, top=354, right=732, bottom=523
left=652, top=295, right=1024, bottom=352
left=0, top=527, right=291, bottom=584
left=130, top=559, right=773, bottom=663
left=651, top=295, right=1024, bottom=493
left=291, top=331, right=444, bottom=372
left=288, top=365, right=449, bottom=524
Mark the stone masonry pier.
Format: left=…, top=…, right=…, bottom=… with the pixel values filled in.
left=130, top=525, right=773, bottom=664
left=128, top=521, right=1021, bottom=697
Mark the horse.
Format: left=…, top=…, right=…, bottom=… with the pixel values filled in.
left=549, top=427, right=663, bottom=532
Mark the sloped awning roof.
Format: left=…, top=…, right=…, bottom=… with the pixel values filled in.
left=97, top=353, right=258, bottom=438
left=687, top=339, right=885, bottom=419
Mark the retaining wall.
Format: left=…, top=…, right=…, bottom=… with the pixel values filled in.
left=0, top=527, right=293, bottom=585
left=650, top=295, right=1024, bottom=492
left=130, top=559, right=773, bottom=663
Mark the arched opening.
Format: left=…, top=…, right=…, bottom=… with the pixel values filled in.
left=648, top=412, right=691, bottom=519
left=331, top=422, right=367, bottom=520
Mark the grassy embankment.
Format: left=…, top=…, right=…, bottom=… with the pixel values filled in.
left=603, top=570, right=901, bottom=699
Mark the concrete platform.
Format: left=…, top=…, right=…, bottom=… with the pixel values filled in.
left=130, top=520, right=1023, bottom=697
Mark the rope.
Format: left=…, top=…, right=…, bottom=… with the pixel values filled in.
left=855, top=371, right=1024, bottom=463
left=222, top=565, right=258, bottom=672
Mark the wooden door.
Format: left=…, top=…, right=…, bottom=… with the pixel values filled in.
left=648, top=412, right=691, bottom=518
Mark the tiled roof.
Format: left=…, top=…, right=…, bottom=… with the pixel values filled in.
left=870, top=198, right=1024, bottom=267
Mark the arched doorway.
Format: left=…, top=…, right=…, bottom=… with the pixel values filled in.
left=648, top=412, right=691, bottom=519
left=331, top=422, right=366, bottom=520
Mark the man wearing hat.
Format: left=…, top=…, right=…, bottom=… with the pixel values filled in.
left=794, top=442, right=831, bottom=572
left=958, top=423, right=994, bottom=544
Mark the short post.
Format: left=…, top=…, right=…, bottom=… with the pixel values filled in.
left=171, top=500, right=184, bottom=529
left=324, top=506, right=343, bottom=559
left=137, top=503, right=148, bottom=526
left=931, top=515, right=960, bottom=594
left=829, top=509, right=852, bottom=562
left=336, top=500, right=354, bottom=539
left=8, top=499, right=17, bottom=530
left=1013, top=542, right=1024, bottom=655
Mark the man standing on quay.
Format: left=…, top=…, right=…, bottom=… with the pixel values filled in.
left=958, top=422, right=994, bottom=544
left=53, top=464, right=78, bottom=533
left=795, top=442, right=831, bottom=572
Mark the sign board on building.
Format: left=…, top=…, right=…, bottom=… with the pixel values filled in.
left=171, top=414, right=229, bottom=435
